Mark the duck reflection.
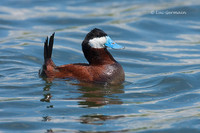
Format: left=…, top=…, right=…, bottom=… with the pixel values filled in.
left=75, top=83, right=124, bottom=125
left=80, top=114, right=124, bottom=125
left=76, top=83, right=124, bottom=108
left=40, top=82, right=124, bottom=107
left=40, top=81, right=124, bottom=130
left=40, top=84, right=52, bottom=103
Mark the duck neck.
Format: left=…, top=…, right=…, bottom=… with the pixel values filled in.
left=84, top=47, right=116, bottom=65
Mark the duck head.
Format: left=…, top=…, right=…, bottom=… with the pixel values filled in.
left=82, top=28, right=124, bottom=65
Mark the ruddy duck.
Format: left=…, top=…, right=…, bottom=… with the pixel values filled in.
left=39, top=28, right=125, bottom=85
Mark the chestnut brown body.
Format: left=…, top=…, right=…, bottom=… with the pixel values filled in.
left=39, top=29, right=125, bottom=85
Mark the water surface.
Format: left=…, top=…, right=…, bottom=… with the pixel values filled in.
left=0, top=0, right=200, bottom=132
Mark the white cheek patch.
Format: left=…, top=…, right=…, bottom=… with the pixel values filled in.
left=88, top=36, right=107, bottom=48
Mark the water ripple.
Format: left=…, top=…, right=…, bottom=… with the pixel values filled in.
left=0, top=0, right=200, bottom=132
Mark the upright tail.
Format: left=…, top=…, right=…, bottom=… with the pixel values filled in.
left=44, top=32, right=55, bottom=62
left=39, top=33, right=56, bottom=77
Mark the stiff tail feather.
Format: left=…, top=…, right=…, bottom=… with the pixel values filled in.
left=39, top=32, right=56, bottom=77
left=44, top=32, right=55, bottom=62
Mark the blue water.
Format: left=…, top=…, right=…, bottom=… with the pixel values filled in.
left=0, top=0, right=200, bottom=132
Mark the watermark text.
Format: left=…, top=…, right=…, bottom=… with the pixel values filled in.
left=150, top=10, right=187, bottom=15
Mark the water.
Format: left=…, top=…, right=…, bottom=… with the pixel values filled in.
left=0, top=0, right=200, bottom=132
